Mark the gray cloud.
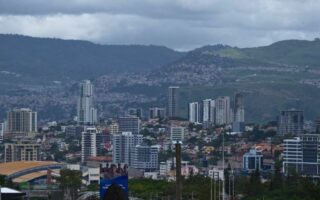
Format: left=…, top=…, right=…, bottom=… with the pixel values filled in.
left=0, top=0, right=320, bottom=50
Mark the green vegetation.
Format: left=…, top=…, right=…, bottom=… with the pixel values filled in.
left=130, top=168, right=320, bottom=200
left=57, top=169, right=82, bottom=200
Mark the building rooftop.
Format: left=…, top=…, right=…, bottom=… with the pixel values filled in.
left=0, top=161, right=60, bottom=176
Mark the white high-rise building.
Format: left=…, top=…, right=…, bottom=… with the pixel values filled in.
left=0, top=122, right=4, bottom=143
left=202, top=99, right=215, bottom=124
left=77, top=80, right=98, bottom=125
left=81, top=127, right=101, bottom=163
left=283, top=134, right=320, bottom=177
left=215, top=96, right=231, bottom=125
left=170, top=127, right=185, bottom=142
left=112, top=132, right=143, bottom=166
left=188, top=102, right=200, bottom=123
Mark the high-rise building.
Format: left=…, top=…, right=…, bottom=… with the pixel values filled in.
left=283, top=134, right=320, bottom=177
left=118, top=116, right=141, bottom=134
left=202, top=99, right=215, bottom=125
left=168, top=86, right=179, bottom=118
left=314, top=118, right=320, bottom=133
left=149, top=107, right=166, bottom=119
left=7, top=108, right=37, bottom=137
left=242, top=147, right=263, bottom=172
left=278, top=109, right=304, bottom=135
left=81, top=127, right=101, bottom=163
left=112, top=132, right=143, bottom=166
left=133, top=144, right=159, bottom=172
left=0, top=122, right=4, bottom=143
left=127, top=108, right=143, bottom=119
left=170, top=127, right=185, bottom=142
left=215, top=96, right=231, bottom=125
left=5, top=143, right=40, bottom=162
left=234, top=93, right=245, bottom=123
left=188, top=102, right=200, bottom=123
left=109, top=122, right=119, bottom=134
left=77, top=80, right=98, bottom=125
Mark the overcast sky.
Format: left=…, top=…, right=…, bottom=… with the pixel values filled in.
left=0, top=0, right=319, bottom=50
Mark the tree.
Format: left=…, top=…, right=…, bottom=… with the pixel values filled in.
left=247, top=168, right=263, bottom=196
left=270, top=159, right=283, bottom=191
left=58, top=169, right=82, bottom=200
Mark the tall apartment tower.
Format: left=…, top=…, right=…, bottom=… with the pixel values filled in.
left=5, top=143, right=40, bottom=162
left=202, top=99, right=215, bottom=125
left=118, top=116, right=141, bottom=134
left=0, top=122, right=4, bottom=143
left=234, top=92, right=245, bottom=123
left=283, top=134, right=320, bottom=177
left=149, top=107, right=166, bottom=119
left=77, top=80, right=98, bottom=125
left=132, top=144, right=159, bottom=172
left=81, top=127, right=101, bottom=163
left=168, top=86, right=179, bottom=118
left=188, top=102, right=200, bottom=123
left=278, top=109, right=304, bottom=135
left=7, top=108, right=37, bottom=137
left=112, top=132, right=143, bottom=166
left=215, top=96, right=231, bottom=125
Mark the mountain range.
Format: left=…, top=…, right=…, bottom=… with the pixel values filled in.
left=1, top=34, right=320, bottom=122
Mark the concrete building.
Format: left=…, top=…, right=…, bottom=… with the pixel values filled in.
left=0, top=122, right=4, bottom=143
left=188, top=102, right=200, bottom=124
left=118, top=116, right=141, bottom=134
left=234, top=92, right=245, bottom=123
left=215, top=96, right=231, bottom=125
left=77, top=80, right=98, bottom=125
left=243, top=147, right=263, bottom=172
left=127, top=108, right=143, bottom=119
left=170, top=127, right=185, bottom=142
left=109, top=122, right=119, bottom=134
left=81, top=127, right=101, bottom=163
left=6, top=108, right=37, bottom=137
left=5, top=143, right=41, bottom=162
left=278, top=109, right=304, bottom=135
left=133, top=144, right=159, bottom=172
left=112, top=132, right=143, bottom=166
left=168, top=86, right=179, bottom=118
left=149, top=107, right=166, bottom=119
left=202, top=99, right=215, bottom=125
left=283, top=134, right=320, bottom=177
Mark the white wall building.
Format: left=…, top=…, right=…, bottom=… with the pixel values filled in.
left=77, top=80, right=98, bottom=125
left=188, top=102, right=200, bottom=123
left=81, top=127, right=100, bottom=163
left=112, top=132, right=143, bottom=166
left=215, top=96, right=231, bottom=125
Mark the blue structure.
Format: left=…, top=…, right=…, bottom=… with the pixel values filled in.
left=100, top=175, right=128, bottom=199
left=243, top=148, right=263, bottom=172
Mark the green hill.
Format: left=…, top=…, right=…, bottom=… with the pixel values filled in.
left=0, top=34, right=185, bottom=82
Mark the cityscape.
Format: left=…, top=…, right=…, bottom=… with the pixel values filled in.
left=0, top=79, right=319, bottom=200
left=1, top=1, right=320, bottom=200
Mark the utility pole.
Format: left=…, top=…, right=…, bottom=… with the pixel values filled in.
left=222, top=132, right=225, bottom=200
left=214, top=172, right=216, bottom=200
left=175, top=141, right=182, bottom=200
left=210, top=175, right=213, bottom=200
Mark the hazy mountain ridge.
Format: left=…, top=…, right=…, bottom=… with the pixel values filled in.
left=1, top=34, right=320, bottom=122
left=0, top=34, right=185, bottom=82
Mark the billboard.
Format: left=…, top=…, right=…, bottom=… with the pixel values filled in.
left=100, top=164, right=129, bottom=200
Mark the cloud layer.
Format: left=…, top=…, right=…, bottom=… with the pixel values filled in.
left=0, top=0, right=320, bottom=50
